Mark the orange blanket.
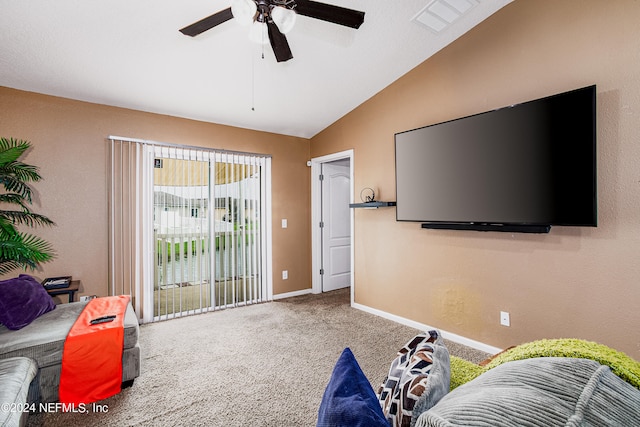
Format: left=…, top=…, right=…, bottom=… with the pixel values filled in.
left=59, top=295, right=130, bottom=405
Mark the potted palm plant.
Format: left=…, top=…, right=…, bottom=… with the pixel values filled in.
left=0, top=137, right=55, bottom=275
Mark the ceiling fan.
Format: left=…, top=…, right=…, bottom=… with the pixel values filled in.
left=179, top=0, right=365, bottom=63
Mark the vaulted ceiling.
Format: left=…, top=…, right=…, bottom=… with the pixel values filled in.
left=0, top=0, right=511, bottom=138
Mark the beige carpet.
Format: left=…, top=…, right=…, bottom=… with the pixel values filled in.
left=26, top=288, right=489, bottom=427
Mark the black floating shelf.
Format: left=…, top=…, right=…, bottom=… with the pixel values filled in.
left=349, top=201, right=396, bottom=209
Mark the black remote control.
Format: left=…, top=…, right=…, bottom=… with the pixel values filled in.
left=90, top=315, right=116, bottom=325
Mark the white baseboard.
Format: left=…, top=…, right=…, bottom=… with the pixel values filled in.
left=352, top=302, right=503, bottom=355
left=272, top=288, right=313, bottom=300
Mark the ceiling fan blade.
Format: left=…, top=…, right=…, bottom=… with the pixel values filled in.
left=179, top=8, right=234, bottom=37
left=267, top=21, right=293, bottom=62
left=294, top=0, right=365, bottom=29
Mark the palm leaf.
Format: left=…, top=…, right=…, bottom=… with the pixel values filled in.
left=0, top=210, right=55, bottom=228
left=0, top=163, right=41, bottom=202
left=0, top=232, right=55, bottom=267
left=0, top=161, right=41, bottom=182
left=0, top=219, right=18, bottom=237
left=0, top=260, right=26, bottom=275
left=0, top=138, right=29, bottom=165
left=0, top=193, right=29, bottom=206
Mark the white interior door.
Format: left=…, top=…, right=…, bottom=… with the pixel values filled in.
left=321, top=160, right=351, bottom=292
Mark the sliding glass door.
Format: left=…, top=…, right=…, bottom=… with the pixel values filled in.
left=108, top=137, right=271, bottom=323
left=153, top=147, right=269, bottom=319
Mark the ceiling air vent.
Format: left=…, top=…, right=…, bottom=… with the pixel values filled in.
left=412, top=0, right=479, bottom=33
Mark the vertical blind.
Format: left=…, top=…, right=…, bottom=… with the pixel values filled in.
left=108, top=136, right=271, bottom=322
left=108, top=138, right=153, bottom=320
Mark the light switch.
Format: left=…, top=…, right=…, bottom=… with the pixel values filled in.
left=282, top=219, right=288, bottom=228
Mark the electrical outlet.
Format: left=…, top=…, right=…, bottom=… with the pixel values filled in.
left=282, top=270, right=288, bottom=280
left=80, top=296, right=90, bottom=302
left=500, top=311, right=510, bottom=327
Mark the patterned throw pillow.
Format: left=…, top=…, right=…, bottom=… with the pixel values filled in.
left=378, top=330, right=450, bottom=427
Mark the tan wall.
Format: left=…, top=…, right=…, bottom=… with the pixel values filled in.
left=311, top=0, right=640, bottom=357
left=0, top=88, right=311, bottom=298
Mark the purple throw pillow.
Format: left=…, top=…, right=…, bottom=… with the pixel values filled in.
left=0, top=274, right=56, bottom=330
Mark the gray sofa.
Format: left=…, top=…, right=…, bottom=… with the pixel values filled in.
left=0, top=300, right=140, bottom=425
left=0, top=357, right=37, bottom=427
left=414, top=357, right=640, bottom=426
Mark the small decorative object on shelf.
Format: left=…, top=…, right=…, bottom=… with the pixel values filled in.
left=360, top=187, right=376, bottom=203
left=350, top=187, right=396, bottom=208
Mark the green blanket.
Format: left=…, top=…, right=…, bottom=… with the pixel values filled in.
left=450, top=338, right=640, bottom=390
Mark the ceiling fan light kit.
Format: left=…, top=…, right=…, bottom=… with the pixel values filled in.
left=231, top=0, right=257, bottom=26
left=270, top=5, right=297, bottom=34
left=179, top=0, right=365, bottom=62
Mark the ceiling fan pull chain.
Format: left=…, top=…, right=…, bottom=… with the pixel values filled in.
left=251, top=49, right=256, bottom=111
left=261, top=24, right=266, bottom=59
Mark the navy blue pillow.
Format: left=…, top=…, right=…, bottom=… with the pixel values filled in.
left=0, top=274, right=56, bottom=330
left=317, top=348, right=389, bottom=427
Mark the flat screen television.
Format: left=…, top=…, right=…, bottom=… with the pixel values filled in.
left=394, top=85, right=596, bottom=233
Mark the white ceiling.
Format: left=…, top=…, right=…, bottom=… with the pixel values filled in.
left=0, top=0, right=511, bottom=138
